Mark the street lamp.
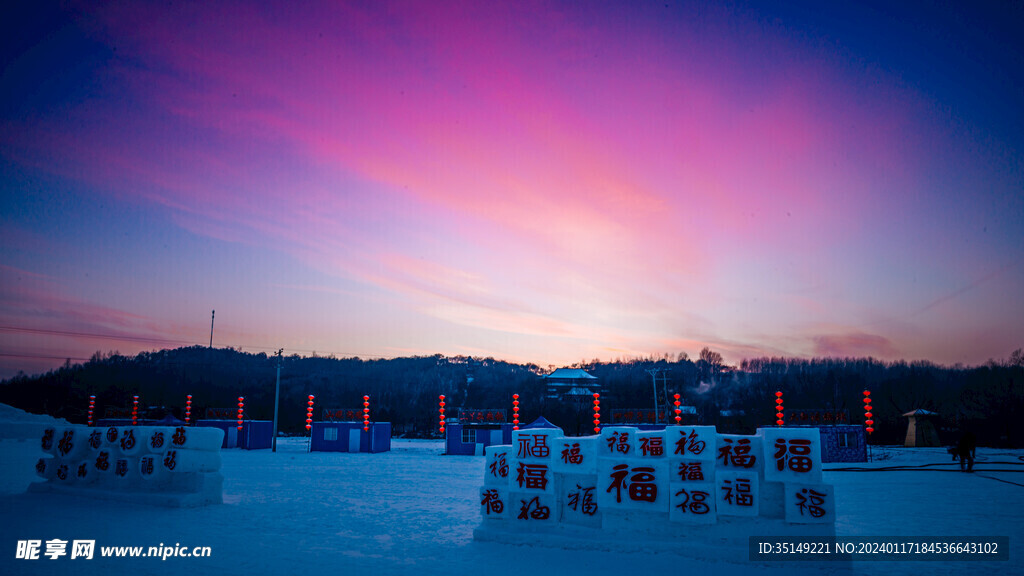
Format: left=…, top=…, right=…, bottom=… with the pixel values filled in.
left=272, top=349, right=283, bottom=452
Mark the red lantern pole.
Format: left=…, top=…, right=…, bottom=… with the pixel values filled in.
left=592, top=393, right=601, bottom=434
left=237, top=397, right=244, bottom=431
left=775, top=391, right=784, bottom=426
left=512, top=394, right=520, bottom=431
left=438, top=395, right=446, bottom=435
left=87, top=396, right=95, bottom=427
left=86, top=393, right=95, bottom=426
left=863, top=390, right=874, bottom=435
left=185, top=395, right=192, bottom=425
left=363, top=395, right=370, bottom=432
left=863, top=390, right=874, bottom=461
left=673, top=393, right=681, bottom=424
left=306, top=395, right=315, bottom=432
left=132, top=395, right=139, bottom=426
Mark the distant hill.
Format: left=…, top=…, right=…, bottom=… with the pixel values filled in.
left=1, top=346, right=1021, bottom=445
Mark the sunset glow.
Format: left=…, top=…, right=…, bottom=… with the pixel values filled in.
left=2, top=1, right=1022, bottom=376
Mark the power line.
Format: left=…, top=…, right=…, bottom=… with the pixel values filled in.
left=0, top=325, right=198, bottom=347
left=0, top=353, right=92, bottom=361
left=0, top=325, right=396, bottom=364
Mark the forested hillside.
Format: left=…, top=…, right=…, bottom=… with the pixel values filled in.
left=2, top=347, right=1021, bottom=446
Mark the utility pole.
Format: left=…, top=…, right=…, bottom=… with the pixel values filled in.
left=662, top=370, right=670, bottom=421
left=646, top=368, right=662, bottom=424
left=272, top=349, right=282, bottom=452
left=209, top=310, right=215, bottom=348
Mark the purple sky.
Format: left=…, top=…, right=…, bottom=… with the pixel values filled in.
left=2, top=1, right=1022, bottom=377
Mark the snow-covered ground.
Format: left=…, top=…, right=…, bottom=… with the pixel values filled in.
left=1, top=405, right=1021, bottom=576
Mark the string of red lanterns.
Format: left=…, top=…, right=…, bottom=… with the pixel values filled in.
left=512, top=394, right=519, bottom=431
left=87, top=396, right=95, bottom=427
left=236, top=397, right=244, bottom=431
left=132, top=395, right=139, bottom=426
left=863, top=390, right=874, bottom=435
left=363, top=395, right=370, bottom=431
left=306, top=395, right=315, bottom=432
left=185, top=395, right=192, bottom=425
left=775, top=391, right=784, bottom=426
left=438, top=395, right=446, bottom=435
left=673, top=393, right=682, bottom=424
left=592, top=393, right=601, bottom=434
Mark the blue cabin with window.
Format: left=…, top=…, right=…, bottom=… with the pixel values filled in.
left=815, top=424, right=867, bottom=462
left=310, top=421, right=390, bottom=453
left=195, top=420, right=274, bottom=450
left=445, top=422, right=514, bottom=456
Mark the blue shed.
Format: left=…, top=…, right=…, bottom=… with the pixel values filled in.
left=195, top=420, right=273, bottom=450
left=310, top=421, right=391, bottom=453
left=445, top=423, right=513, bottom=455
left=816, top=425, right=868, bottom=462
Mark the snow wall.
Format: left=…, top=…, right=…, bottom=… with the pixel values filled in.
left=28, top=424, right=225, bottom=507
left=475, top=425, right=835, bottom=555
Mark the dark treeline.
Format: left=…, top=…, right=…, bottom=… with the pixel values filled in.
left=1, top=346, right=1021, bottom=446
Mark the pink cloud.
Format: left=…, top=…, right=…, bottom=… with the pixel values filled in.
left=0, top=265, right=201, bottom=357
left=5, top=1, right=1006, bottom=372
left=811, top=332, right=899, bottom=359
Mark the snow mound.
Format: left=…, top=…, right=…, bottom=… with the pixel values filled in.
left=0, top=403, right=67, bottom=440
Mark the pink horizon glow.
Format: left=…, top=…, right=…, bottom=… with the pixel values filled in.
left=2, top=1, right=1022, bottom=377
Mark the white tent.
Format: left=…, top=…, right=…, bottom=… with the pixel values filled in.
left=902, top=409, right=940, bottom=447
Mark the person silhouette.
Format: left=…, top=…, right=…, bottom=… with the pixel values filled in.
left=956, top=431, right=977, bottom=473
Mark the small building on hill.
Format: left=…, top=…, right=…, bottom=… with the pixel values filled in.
left=544, top=368, right=599, bottom=402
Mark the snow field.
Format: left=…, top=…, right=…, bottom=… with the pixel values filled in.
left=0, top=404, right=1021, bottom=576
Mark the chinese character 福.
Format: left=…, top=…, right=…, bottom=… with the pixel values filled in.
left=774, top=438, right=814, bottom=473
left=489, top=453, right=508, bottom=478
left=676, top=461, right=705, bottom=481
left=718, top=438, right=756, bottom=468
left=515, top=462, right=549, bottom=490
left=481, top=489, right=504, bottom=515
left=796, top=488, right=827, bottom=518
left=567, top=484, right=598, bottom=516
left=607, top=431, right=630, bottom=454
left=721, top=477, right=754, bottom=506
left=640, top=436, right=664, bottom=456
left=561, top=442, right=583, bottom=464
left=675, top=488, right=711, bottom=514
left=517, top=496, right=550, bottom=520
left=674, top=429, right=706, bottom=456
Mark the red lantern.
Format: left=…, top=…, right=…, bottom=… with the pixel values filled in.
left=87, top=396, right=96, bottom=427
left=512, top=393, right=520, bottom=431
left=438, top=395, right=446, bottom=434
left=185, top=394, right=193, bottom=425
left=306, top=395, right=315, bottom=431
left=863, top=390, right=873, bottom=435
left=363, top=395, right=370, bottom=431
left=774, top=391, right=783, bottom=426
left=592, top=392, right=601, bottom=434
left=237, top=396, right=244, bottom=431
left=132, top=395, right=139, bottom=426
